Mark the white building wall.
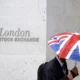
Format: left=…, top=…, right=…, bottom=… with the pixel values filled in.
left=0, top=0, right=46, bottom=80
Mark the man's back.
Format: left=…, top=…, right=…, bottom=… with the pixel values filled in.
left=43, top=57, right=68, bottom=80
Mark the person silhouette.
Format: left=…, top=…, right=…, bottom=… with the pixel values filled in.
left=43, top=55, right=79, bottom=80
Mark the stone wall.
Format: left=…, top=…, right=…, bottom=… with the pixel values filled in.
left=0, top=0, right=46, bottom=80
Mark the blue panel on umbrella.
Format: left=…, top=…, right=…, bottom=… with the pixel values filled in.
left=69, top=46, right=80, bottom=61
left=50, top=40, right=64, bottom=52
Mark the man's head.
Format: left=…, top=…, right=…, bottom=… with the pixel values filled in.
left=57, top=55, right=66, bottom=63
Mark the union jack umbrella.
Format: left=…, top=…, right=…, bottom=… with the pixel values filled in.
left=48, top=32, right=80, bottom=61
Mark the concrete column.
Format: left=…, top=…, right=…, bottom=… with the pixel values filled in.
left=47, top=0, right=80, bottom=80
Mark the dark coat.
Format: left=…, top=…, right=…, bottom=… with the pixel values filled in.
left=43, top=57, right=69, bottom=80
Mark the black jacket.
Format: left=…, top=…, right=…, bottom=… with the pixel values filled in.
left=43, top=57, right=69, bottom=80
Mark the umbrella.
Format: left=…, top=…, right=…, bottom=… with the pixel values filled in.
left=48, top=32, right=80, bottom=62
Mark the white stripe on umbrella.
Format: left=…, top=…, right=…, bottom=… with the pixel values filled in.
left=66, top=41, right=80, bottom=59
left=57, top=35, right=72, bottom=55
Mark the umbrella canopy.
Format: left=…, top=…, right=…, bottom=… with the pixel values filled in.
left=48, top=32, right=80, bottom=61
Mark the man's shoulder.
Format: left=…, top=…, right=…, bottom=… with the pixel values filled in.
left=44, top=57, right=58, bottom=71
left=47, top=57, right=58, bottom=65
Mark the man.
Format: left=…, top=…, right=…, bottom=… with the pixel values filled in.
left=43, top=55, right=79, bottom=80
